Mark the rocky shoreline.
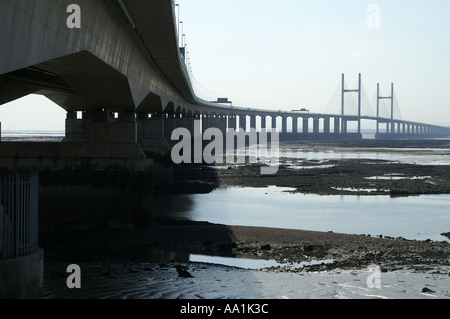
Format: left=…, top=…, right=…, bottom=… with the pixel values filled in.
left=41, top=216, right=450, bottom=274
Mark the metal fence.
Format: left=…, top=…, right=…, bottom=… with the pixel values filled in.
left=0, top=170, right=39, bottom=259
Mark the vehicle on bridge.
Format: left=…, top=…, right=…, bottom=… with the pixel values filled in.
left=292, top=108, right=310, bottom=113
left=213, top=98, right=233, bottom=106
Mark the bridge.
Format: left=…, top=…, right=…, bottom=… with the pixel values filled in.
left=0, top=0, right=449, bottom=172
left=1, top=0, right=450, bottom=298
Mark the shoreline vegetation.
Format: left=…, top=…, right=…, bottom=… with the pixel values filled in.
left=40, top=139, right=450, bottom=298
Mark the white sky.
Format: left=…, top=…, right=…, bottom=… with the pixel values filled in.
left=180, top=0, right=450, bottom=125
left=1, top=0, right=449, bottom=131
left=0, top=95, right=66, bottom=131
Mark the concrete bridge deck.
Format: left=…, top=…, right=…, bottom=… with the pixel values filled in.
left=0, top=0, right=449, bottom=169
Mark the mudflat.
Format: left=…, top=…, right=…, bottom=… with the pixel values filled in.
left=40, top=139, right=450, bottom=298
left=41, top=218, right=450, bottom=273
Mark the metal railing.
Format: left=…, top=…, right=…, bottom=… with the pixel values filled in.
left=0, top=170, right=39, bottom=259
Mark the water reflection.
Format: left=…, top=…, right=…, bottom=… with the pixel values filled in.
left=190, top=254, right=335, bottom=270
left=143, top=247, right=335, bottom=270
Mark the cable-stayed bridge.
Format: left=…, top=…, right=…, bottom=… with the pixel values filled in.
left=169, top=71, right=449, bottom=143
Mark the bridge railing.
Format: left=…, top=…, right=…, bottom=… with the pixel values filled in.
left=0, top=170, right=39, bottom=259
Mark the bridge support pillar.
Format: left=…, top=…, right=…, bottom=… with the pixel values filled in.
left=292, top=117, right=298, bottom=133
left=281, top=117, right=287, bottom=134
left=239, top=115, right=247, bottom=132
left=313, top=118, right=320, bottom=134
left=209, top=115, right=218, bottom=131
left=342, top=120, right=347, bottom=134
left=303, top=118, right=309, bottom=134
left=202, top=114, right=209, bottom=134
left=0, top=248, right=44, bottom=299
left=228, top=115, right=237, bottom=132
left=334, top=118, right=340, bottom=134
left=164, top=113, right=176, bottom=142
left=260, top=115, right=266, bottom=131
left=174, top=113, right=183, bottom=130
left=185, top=114, right=195, bottom=136
left=65, top=109, right=137, bottom=144
left=250, top=115, right=256, bottom=130
left=137, top=112, right=170, bottom=155
left=271, top=116, right=277, bottom=132
left=324, top=118, right=330, bottom=134
left=217, top=115, right=227, bottom=135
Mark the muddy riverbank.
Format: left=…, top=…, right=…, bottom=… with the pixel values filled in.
left=169, top=140, right=450, bottom=196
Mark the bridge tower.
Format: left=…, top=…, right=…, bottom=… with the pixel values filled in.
left=376, top=83, right=394, bottom=134
left=341, top=73, right=362, bottom=134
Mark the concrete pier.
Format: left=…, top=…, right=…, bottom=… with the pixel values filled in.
left=0, top=248, right=44, bottom=299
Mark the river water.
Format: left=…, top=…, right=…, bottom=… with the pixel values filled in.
left=4, top=131, right=450, bottom=242
left=8, top=132, right=448, bottom=298
left=278, top=148, right=450, bottom=166
left=153, top=186, right=450, bottom=242
left=154, top=144, right=450, bottom=243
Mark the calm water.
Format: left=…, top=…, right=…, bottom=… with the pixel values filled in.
left=154, top=187, right=450, bottom=243
left=4, top=132, right=450, bottom=242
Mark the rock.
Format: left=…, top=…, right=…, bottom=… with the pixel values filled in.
left=303, top=244, right=324, bottom=252
left=421, top=287, right=435, bottom=293
left=364, top=253, right=375, bottom=260
left=176, top=265, right=194, bottom=278
left=261, top=244, right=271, bottom=251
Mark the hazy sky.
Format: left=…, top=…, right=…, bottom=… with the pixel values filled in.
left=180, top=0, right=450, bottom=125
left=1, top=0, right=449, bottom=131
